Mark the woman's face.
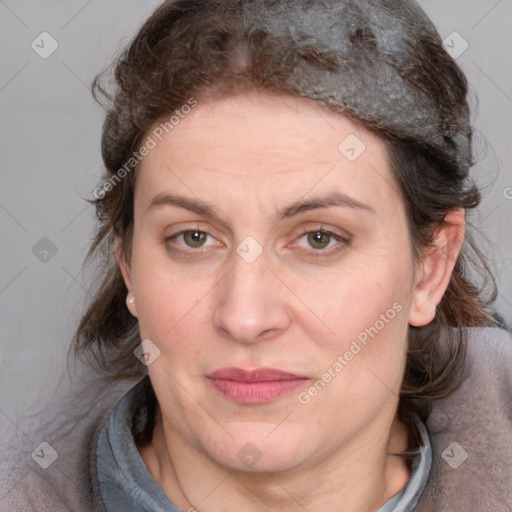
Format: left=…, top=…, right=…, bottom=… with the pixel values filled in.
left=123, top=92, right=420, bottom=473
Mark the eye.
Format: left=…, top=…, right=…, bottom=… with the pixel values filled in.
left=300, top=231, right=337, bottom=250
left=293, top=228, right=350, bottom=258
left=180, top=230, right=210, bottom=248
left=165, top=228, right=220, bottom=251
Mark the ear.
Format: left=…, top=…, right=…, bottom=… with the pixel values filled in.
left=114, top=238, right=138, bottom=318
left=408, top=209, right=465, bottom=327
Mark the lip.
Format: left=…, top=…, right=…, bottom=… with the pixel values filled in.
left=206, top=367, right=309, bottom=404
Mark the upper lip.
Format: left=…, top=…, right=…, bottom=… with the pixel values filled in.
left=207, top=367, right=307, bottom=381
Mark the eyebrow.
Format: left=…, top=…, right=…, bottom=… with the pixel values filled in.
left=278, top=191, right=375, bottom=219
left=146, top=191, right=375, bottom=221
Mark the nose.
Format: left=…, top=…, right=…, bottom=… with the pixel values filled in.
left=211, top=251, right=291, bottom=344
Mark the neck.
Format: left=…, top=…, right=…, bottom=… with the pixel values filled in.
left=138, top=405, right=412, bottom=512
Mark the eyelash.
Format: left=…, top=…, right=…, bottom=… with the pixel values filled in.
left=293, top=227, right=350, bottom=259
left=164, top=225, right=217, bottom=254
left=163, top=225, right=350, bottom=259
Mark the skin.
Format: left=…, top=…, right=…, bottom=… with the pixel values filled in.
left=117, top=92, right=465, bottom=512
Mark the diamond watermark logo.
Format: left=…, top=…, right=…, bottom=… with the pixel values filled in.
left=443, top=32, right=469, bottom=59
left=32, top=237, right=58, bottom=263
left=237, top=442, right=262, bottom=468
left=134, top=338, right=161, bottom=366
left=236, top=236, right=263, bottom=264
left=442, top=441, right=468, bottom=469
left=31, top=32, right=59, bottom=59
left=338, top=134, right=366, bottom=162
left=31, top=442, right=58, bottom=469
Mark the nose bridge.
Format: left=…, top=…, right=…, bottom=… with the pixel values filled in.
left=212, top=250, right=290, bottom=343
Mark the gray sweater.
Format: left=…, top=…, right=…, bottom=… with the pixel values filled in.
left=1, top=327, right=511, bottom=511
left=95, top=377, right=432, bottom=511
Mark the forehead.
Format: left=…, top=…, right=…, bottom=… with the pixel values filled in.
left=135, top=92, right=402, bottom=218
left=148, top=93, right=384, bottom=164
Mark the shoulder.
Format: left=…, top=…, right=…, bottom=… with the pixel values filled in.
left=417, top=326, right=512, bottom=511
left=430, top=325, right=512, bottom=435
left=464, top=324, right=512, bottom=371
left=0, top=375, right=138, bottom=512
left=461, top=325, right=512, bottom=406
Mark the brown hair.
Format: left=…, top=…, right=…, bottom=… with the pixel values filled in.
left=72, top=0, right=497, bottom=449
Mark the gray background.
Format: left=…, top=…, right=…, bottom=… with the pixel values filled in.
left=1, top=0, right=511, bottom=428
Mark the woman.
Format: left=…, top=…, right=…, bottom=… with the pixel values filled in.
left=2, top=0, right=511, bottom=511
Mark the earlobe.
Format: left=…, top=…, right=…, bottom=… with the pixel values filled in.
left=125, top=292, right=138, bottom=317
left=408, top=209, right=465, bottom=327
left=114, top=239, right=138, bottom=318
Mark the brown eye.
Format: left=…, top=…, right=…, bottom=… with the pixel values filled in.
left=307, top=231, right=332, bottom=249
left=182, top=230, right=208, bottom=248
left=293, top=228, right=350, bottom=259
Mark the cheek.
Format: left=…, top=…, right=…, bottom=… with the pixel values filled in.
left=295, top=273, right=409, bottom=422
left=287, top=245, right=412, bottom=412
left=130, top=243, right=214, bottom=350
left=291, top=243, right=413, bottom=343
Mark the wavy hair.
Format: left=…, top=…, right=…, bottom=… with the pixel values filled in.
left=71, top=0, right=498, bottom=454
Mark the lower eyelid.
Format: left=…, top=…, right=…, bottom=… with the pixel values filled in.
left=164, top=228, right=349, bottom=256
left=172, top=231, right=217, bottom=248
left=294, top=230, right=350, bottom=253
left=300, top=241, right=349, bottom=260
left=296, top=230, right=348, bottom=244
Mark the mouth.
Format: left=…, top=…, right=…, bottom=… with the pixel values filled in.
left=206, top=367, right=309, bottom=404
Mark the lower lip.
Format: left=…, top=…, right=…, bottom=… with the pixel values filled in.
left=208, top=378, right=308, bottom=404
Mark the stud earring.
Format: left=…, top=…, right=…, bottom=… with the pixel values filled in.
left=127, top=294, right=135, bottom=305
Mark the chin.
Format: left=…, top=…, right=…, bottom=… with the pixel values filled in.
left=203, top=425, right=314, bottom=474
